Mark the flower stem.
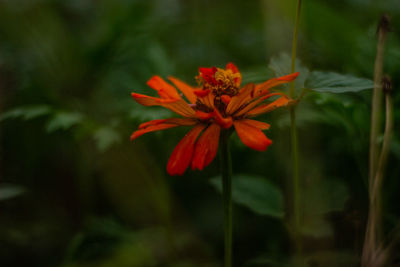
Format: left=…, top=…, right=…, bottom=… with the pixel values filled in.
left=220, top=129, right=233, bottom=267
left=289, top=0, right=302, bottom=253
left=290, top=0, right=302, bottom=97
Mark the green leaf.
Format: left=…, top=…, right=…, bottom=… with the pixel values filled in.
left=305, top=71, right=373, bottom=93
left=94, top=127, right=121, bottom=152
left=0, top=184, right=25, bottom=201
left=46, top=111, right=84, bottom=132
left=0, top=105, right=52, bottom=121
left=268, top=53, right=310, bottom=90
left=210, top=175, right=284, bottom=218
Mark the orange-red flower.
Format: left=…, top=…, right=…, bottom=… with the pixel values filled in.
left=131, top=63, right=299, bottom=175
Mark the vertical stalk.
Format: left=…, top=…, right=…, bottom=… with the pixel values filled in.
left=362, top=76, right=393, bottom=267
left=369, top=15, right=389, bottom=193
left=289, top=0, right=302, bottom=252
left=221, top=129, right=233, bottom=267
left=363, top=14, right=390, bottom=267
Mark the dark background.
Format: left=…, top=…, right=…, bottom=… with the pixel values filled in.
left=1, top=0, right=400, bottom=266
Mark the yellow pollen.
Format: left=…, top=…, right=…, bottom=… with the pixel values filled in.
left=214, top=68, right=240, bottom=89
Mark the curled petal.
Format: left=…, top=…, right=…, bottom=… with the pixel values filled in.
left=233, top=120, right=272, bottom=151
left=168, top=76, right=197, bottom=104
left=194, top=89, right=210, bottom=97
left=213, top=109, right=233, bottom=129
left=221, top=95, right=231, bottom=105
left=167, top=124, right=206, bottom=175
left=147, top=76, right=181, bottom=99
left=191, top=123, right=221, bottom=170
left=195, top=110, right=214, bottom=120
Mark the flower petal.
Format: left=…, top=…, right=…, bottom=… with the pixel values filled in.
left=131, top=118, right=198, bottom=141
left=240, top=119, right=270, bottom=130
left=195, top=110, right=214, bottom=120
left=147, top=76, right=181, bottom=99
left=131, top=93, right=196, bottom=117
left=213, top=108, right=233, bottom=129
left=221, top=95, right=231, bottom=105
left=191, top=123, right=221, bottom=170
left=234, top=92, right=286, bottom=117
left=226, top=83, right=255, bottom=115
left=131, top=93, right=176, bottom=106
left=233, top=120, right=272, bottom=151
left=168, top=76, right=197, bottom=104
left=131, top=124, right=178, bottom=141
left=194, top=89, right=210, bottom=97
left=167, top=124, right=206, bottom=175
left=253, top=72, right=299, bottom=98
left=246, top=95, right=291, bottom=117
left=199, top=67, right=218, bottom=85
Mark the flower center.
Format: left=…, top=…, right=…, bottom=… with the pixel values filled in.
left=197, top=67, right=240, bottom=97
left=195, top=67, right=241, bottom=117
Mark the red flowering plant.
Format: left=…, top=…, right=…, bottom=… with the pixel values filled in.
left=130, top=63, right=298, bottom=175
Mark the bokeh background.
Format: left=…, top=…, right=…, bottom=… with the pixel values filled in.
left=1, top=0, right=400, bottom=266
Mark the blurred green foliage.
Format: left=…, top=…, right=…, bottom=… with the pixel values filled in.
left=0, top=0, right=400, bottom=266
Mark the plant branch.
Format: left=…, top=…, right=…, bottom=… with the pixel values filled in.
left=220, top=129, right=233, bottom=267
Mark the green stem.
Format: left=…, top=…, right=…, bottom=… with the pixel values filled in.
left=221, top=130, right=233, bottom=267
left=289, top=0, right=302, bottom=253
left=290, top=0, right=302, bottom=98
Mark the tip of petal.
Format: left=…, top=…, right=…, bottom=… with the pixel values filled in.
left=277, top=72, right=299, bottom=81
left=256, top=138, right=273, bottom=151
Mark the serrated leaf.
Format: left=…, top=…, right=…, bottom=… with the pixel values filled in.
left=210, top=175, right=284, bottom=218
left=0, top=184, right=25, bottom=201
left=268, top=53, right=310, bottom=90
left=46, top=111, right=84, bottom=132
left=305, top=71, right=373, bottom=93
left=0, top=105, right=52, bottom=121
left=94, top=127, right=121, bottom=152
